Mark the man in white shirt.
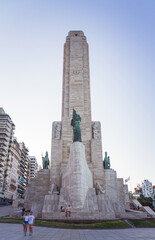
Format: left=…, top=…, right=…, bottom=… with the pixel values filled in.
left=28, top=211, right=35, bottom=236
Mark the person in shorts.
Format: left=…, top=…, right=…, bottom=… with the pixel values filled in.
left=23, top=212, right=29, bottom=236
left=28, top=211, right=35, bottom=236
left=66, top=205, right=71, bottom=217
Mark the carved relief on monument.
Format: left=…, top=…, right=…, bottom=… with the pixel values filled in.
left=92, top=122, right=101, bottom=139
left=72, top=69, right=80, bottom=75
left=52, top=122, right=61, bottom=139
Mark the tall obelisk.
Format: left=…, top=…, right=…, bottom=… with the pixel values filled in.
left=61, top=31, right=92, bottom=164
left=50, top=31, right=103, bottom=186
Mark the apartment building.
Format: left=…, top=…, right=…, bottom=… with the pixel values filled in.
left=29, top=156, right=38, bottom=178
left=0, top=108, right=15, bottom=200
left=18, top=142, right=30, bottom=198
left=141, top=180, right=153, bottom=198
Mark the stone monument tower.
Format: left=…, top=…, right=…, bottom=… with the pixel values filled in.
left=25, top=31, right=130, bottom=219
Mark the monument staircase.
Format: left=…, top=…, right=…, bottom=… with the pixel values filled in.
left=131, top=199, right=155, bottom=218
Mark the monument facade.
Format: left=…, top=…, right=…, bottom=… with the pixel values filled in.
left=25, top=31, right=131, bottom=219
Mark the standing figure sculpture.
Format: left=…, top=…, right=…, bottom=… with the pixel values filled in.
left=42, top=151, right=49, bottom=169
left=71, top=109, right=82, bottom=142
left=103, top=152, right=110, bottom=169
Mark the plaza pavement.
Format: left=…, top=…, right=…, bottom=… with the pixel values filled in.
left=0, top=223, right=155, bottom=240
left=0, top=205, right=14, bottom=217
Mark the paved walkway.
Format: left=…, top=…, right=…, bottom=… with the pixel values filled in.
left=0, top=205, right=14, bottom=217
left=0, top=223, right=155, bottom=240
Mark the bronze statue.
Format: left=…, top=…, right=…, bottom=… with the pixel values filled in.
left=71, top=109, right=82, bottom=142
left=42, top=151, right=49, bottom=169
left=103, top=152, right=110, bottom=169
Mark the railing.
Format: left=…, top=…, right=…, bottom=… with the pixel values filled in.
left=0, top=130, right=10, bottom=137
left=0, top=162, right=5, bottom=168
left=0, top=158, right=6, bottom=163
left=0, top=135, right=9, bottom=140
left=0, top=125, right=11, bottom=131
left=0, top=145, right=7, bottom=151
left=0, top=150, right=6, bottom=155
left=0, top=139, right=7, bottom=143
left=0, top=173, right=4, bottom=178
left=20, top=163, right=25, bottom=169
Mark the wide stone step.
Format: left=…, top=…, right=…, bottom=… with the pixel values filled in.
left=42, top=211, right=117, bottom=220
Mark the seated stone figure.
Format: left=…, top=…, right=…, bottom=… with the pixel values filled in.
left=48, top=183, right=59, bottom=195
left=95, top=182, right=105, bottom=195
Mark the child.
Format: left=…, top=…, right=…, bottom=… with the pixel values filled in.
left=66, top=205, right=71, bottom=217
left=23, top=212, right=29, bottom=236
left=60, top=206, right=65, bottom=212
left=28, top=211, right=35, bottom=236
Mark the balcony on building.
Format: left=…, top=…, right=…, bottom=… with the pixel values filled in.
left=17, top=188, right=24, bottom=194
left=0, top=152, right=6, bottom=158
left=0, top=144, right=7, bottom=153
left=0, top=156, right=6, bottom=162
left=19, top=167, right=25, bottom=174
left=0, top=124, right=11, bottom=132
left=0, top=134, right=9, bottom=141
left=20, top=162, right=25, bottom=169
left=17, top=169, right=24, bottom=177
left=0, top=162, right=5, bottom=168
left=0, top=172, right=4, bottom=179
left=0, top=153, right=7, bottom=161
left=18, top=182, right=24, bottom=189
left=0, top=129, right=10, bottom=137
left=0, top=167, right=4, bottom=173
left=0, top=139, right=7, bottom=146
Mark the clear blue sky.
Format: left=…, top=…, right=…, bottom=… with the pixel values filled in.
left=0, top=0, right=155, bottom=191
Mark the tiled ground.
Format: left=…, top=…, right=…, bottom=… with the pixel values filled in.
left=0, top=223, right=155, bottom=240
left=0, top=205, right=14, bottom=217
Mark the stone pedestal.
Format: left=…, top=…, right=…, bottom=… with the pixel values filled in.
left=24, top=169, right=50, bottom=218
left=42, top=194, right=59, bottom=218
left=62, top=142, right=93, bottom=209
left=103, top=169, right=119, bottom=202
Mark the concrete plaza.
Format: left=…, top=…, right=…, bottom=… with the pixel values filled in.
left=0, top=223, right=155, bottom=240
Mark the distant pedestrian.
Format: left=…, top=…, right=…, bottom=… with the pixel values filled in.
left=66, top=205, right=71, bottom=217
left=28, top=211, right=35, bottom=236
left=21, top=208, right=25, bottom=216
left=23, top=212, right=29, bottom=236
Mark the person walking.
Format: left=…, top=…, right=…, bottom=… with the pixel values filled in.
left=23, top=212, right=29, bottom=236
left=28, top=211, right=35, bottom=236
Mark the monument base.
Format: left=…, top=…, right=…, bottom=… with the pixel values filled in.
left=41, top=141, right=127, bottom=219
left=62, top=142, right=93, bottom=209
